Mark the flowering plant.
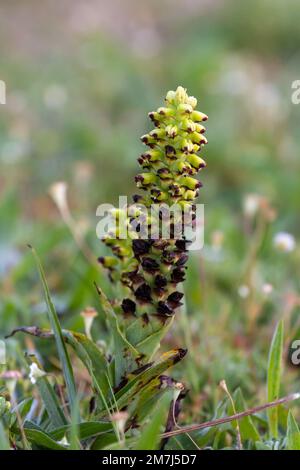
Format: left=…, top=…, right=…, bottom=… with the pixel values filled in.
left=1, top=86, right=208, bottom=450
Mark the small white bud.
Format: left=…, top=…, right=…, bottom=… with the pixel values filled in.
left=187, top=95, right=197, bottom=108
left=273, top=232, right=296, bottom=253
left=262, top=283, right=273, bottom=295
left=29, top=363, right=46, bottom=385
left=219, top=379, right=229, bottom=394
left=175, top=86, right=188, bottom=103
left=243, top=193, right=260, bottom=217
left=165, top=90, right=176, bottom=104
left=57, top=435, right=70, bottom=447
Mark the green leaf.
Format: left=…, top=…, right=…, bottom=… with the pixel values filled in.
left=134, top=391, right=173, bottom=450
left=127, top=376, right=180, bottom=425
left=185, top=398, right=229, bottom=449
left=49, top=421, right=113, bottom=441
left=0, top=398, right=8, bottom=419
left=287, top=411, right=300, bottom=450
left=69, top=396, right=81, bottom=450
left=267, top=320, right=284, bottom=439
left=94, top=283, right=139, bottom=385
left=126, top=315, right=173, bottom=360
left=24, top=428, right=67, bottom=450
left=111, top=348, right=186, bottom=413
left=10, top=397, right=34, bottom=424
left=0, top=420, right=10, bottom=450
left=6, top=326, right=111, bottom=412
left=63, top=331, right=111, bottom=401
left=230, top=389, right=260, bottom=442
left=23, top=421, right=69, bottom=449
left=255, top=441, right=273, bottom=450
left=91, top=432, right=119, bottom=450
left=30, top=247, right=76, bottom=410
left=35, top=376, right=67, bottom=428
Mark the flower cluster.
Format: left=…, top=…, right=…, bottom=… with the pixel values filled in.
left=136, top=86, right=207, bottom=207
left=99, top=86, right=208, bottom=359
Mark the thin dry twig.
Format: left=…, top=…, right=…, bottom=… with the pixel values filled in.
left=161, top=393, right=300, bottom=439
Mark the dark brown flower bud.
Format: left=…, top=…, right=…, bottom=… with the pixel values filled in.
left=132, top=194, right=143, bottom=203
left=175, top=239, right=187, bottom=252
left=171, top=267, right=186, bottom=283
left=157, top=301, right=174, bottom=316
left=132, top=239, right=151, bottom=256
left=141, top=257, right=160, bottom=272
left=121, top=298, right=136, bottom=315
left=126, top=270, right=145, bottom=285
left=135, top=283, right=152, bottom=302
left=176, top=253, right=189, bottom=266
left=165, top=145, right=176, bottom=157
left=167, top=291, right=184, bottom=309
left=154, top=274, right=168, bottom=288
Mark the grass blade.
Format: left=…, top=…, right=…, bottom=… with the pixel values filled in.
left=36, top=376, right=68, bottom=428
left=49, top=421, right=113, bottom=441
left=0, top=420, right=10, bottom=450
left=287, top=410, right=300, bottom=450
left=267, top=320, right=284, bottom=438
left=135, top=391, right=173, bottom=450
left=230, top=388, right=260, bottom=442
left=29, top=246, right=76, bottom=411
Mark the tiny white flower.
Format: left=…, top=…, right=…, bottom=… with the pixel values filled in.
left=243, top=194, right=260, bottom=217
left=57, top=435, right=70, bottom=447
left=29, top=363, right=46, bottom=384
left=238, top=285, right=250, bottom=299
left=187, top=95, right=197, bottom=108
left=273, top=232, right=296, bottom=253
left=262, top=283, right=273, bottom=295
left=175, top=86, right=188, bottom=103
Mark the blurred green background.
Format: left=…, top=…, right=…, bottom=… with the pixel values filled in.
left=1, top=0, right=300, bottom=416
